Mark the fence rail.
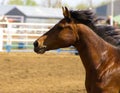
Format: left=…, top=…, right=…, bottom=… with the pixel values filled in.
left=0, top=22, right=54, bottom=52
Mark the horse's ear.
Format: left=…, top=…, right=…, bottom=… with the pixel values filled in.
left=62, top=7, right=71, bottom=21
left=62, top=6, right=65, bottom=16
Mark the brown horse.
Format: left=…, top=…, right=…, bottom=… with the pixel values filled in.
left=33, top=7, right=120, bottom=93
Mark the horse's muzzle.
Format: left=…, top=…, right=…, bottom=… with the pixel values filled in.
left=33, top=41, right=47, bottom=54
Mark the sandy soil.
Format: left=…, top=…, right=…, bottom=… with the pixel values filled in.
left=0, top=52, right=86, bottom=93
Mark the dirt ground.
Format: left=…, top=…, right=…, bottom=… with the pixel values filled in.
left=0, top=52, right=86, bottom=93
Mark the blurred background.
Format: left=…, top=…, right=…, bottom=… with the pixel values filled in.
left=0, top=1, right=120, bottom=93
left=0, top=0, right=119, bottom=52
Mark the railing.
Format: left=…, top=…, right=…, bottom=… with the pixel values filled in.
left=0, top=22, right=54, bottom=52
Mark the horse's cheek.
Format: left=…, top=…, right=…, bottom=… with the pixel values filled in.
left=59, top=34, right=74, bottom=45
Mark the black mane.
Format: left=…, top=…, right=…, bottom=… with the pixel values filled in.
left=70, top=10, right=96, bottom=25
left=70, top=10, right=120, bottom=47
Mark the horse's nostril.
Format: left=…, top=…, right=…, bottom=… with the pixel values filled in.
left=34, top=41, right=38, bottom=47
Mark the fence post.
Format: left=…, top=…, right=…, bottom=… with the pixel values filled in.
left=0, top=28, right=3, bottom=51
left=6, top=23, right=12, bottom=52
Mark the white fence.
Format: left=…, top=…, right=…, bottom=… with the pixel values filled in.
left=0, top=22, right=54, bottom=52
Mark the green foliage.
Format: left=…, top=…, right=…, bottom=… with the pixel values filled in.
left=76, top=3, right=89, bottom=9
left=8, top=0, right=24, bottom=5
left=25, top=0, right=37, bottom=6
left=8, top=0, right=38, bottom=6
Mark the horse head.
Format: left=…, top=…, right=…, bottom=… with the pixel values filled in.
left=33, top=7, right=78, bottom=54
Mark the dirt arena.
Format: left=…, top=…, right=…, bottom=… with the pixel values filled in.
left=0, top=52, right=86, bottom=93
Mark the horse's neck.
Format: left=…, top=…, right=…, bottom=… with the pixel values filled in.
left=74, top=24, right=112, bottom=72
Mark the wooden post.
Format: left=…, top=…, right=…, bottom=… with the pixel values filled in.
left=0, top=28, right=3, bottom=51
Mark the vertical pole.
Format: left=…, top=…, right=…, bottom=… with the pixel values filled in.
left=6, top=23, right=12, bottom=52
left=110, top=0, right=114, bottom=26
left=0, top=28, right=3, bottom=51
left=90, top=0, right=93, bottom=8
left=48, top=0, right=51, bottom=7
left=24, top=0, right=26, bottom=5
left=88, top=0, right=93, bottom=9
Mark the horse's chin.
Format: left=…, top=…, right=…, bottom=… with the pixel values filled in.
left=38, top=49, right=46, bottom=54
left=34, top=47, right=46, bottom=54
